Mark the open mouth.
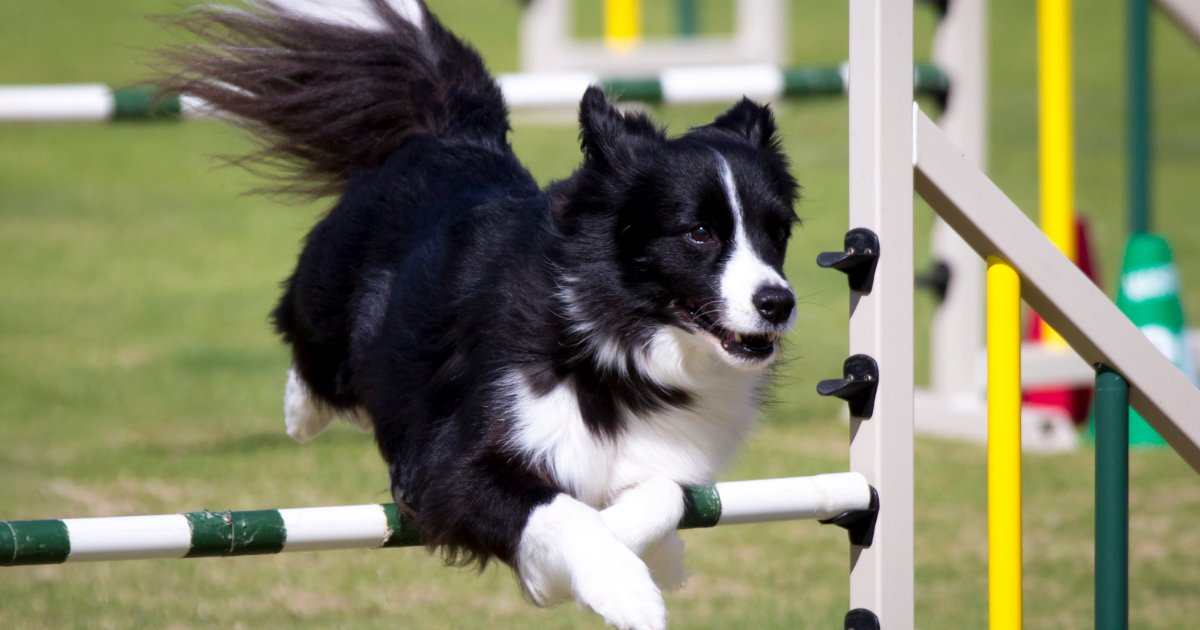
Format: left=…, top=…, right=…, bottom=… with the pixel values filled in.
left=677, top=301, right=778, bottom=361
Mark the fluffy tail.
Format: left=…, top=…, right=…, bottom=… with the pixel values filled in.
left=160, top=0, right=509, bottom=197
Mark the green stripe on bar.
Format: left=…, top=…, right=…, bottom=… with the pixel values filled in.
left=914, top=62, right=950, bottom=106
left=184, top=509, right=286, bottom=557
left=228, top=510, right=287, bottom=556
left=112, top=86, right=181, bottom=121
left=381, top=504, right=423, bottom=548
left=4, top=519, right=70, bottom=566
left=782, top=66, right=846, bottom=97
left=678, top=485, right=722, bottom=529
left=605, top=77, right=664, bottom=103
left=185, top=510, right=235, bottom=558
left=0, top=522, right=14, bottom=565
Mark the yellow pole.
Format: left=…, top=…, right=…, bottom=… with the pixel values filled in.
left=1038, top=0, right=1075, bottom=345
left=988, top=256, right=1023, bottom=630
left=605, top=0, right=641, bottom=52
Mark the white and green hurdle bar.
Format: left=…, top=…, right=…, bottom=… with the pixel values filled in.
left=1, top=473, right=876, bottom=567
left=0, top=63, right=948, bottom=123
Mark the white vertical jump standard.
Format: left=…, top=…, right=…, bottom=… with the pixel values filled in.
left=917, top=0, right=1084, bottom=452
left=927, top=0, right=988, bottom=400
left=918, top=0, right=994, bottom=442
left=846, top=0, right=916, bottom=627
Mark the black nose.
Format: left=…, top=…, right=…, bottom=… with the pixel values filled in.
left=753, top=286, right=795, bottom=325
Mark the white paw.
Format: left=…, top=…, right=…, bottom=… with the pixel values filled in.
left=599, top=478, right=684, bottom=556
left=639, top=532, right=688, bottom=592
left=572, top=547, right=667, bottom=630
left=518, top=495, right=668, bottom=630
left=283, top=368, right=335, bottom=442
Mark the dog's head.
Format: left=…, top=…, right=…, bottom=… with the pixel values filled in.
left=558, top=87, right=800, bottom=370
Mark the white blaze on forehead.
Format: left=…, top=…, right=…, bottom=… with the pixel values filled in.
left=715, top=154, right=791, bottom=332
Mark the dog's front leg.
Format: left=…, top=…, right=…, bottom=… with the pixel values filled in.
left=600, top=477, right=687, bottom=591
left=518, top=494, right=667, bottom=630
left=600, top=477, right=684, bottom=555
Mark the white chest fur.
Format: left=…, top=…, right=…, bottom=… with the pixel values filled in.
left=507, top=327, right=764, bottom=508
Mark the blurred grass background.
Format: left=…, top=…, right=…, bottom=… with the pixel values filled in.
left=1, top=0, right=1199, bottom=627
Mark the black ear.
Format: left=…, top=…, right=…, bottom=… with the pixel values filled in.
left=578, top=86, right=661, bottom=164
left=710, top=98, right=781, bottom=150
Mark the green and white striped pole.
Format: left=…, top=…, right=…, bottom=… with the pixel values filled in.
left=0, top=85, right=196, bottom=122
left=2, top=473, right=873, bottom=567
left=502, top=62, right=948, bottom=108
left=0, top=63, right=949, bottom=123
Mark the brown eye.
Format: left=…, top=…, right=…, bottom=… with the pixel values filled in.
left=689, top=225, right=712, bottom=243
left=771, top=226, right=787, bottom=242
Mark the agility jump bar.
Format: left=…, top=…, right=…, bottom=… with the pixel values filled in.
left=0, top=85, right=202, bottom=122
left=504, top=62, right=948, bottom=109
left=1, top=473, right=875, bottom=567
left=0, top=63, right=947, bottom=123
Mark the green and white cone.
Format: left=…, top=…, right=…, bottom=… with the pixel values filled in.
left=1106, top=233, right=1198, bottom=446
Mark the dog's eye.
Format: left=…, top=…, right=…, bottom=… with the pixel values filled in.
left=771, top=226, right=787, bottom=242
left=688, top=225, right=712, bottom=243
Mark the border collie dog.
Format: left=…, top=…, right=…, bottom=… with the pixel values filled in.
left=166, top=1, right=798, bottom=627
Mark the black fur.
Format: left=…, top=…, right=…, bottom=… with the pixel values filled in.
left=161, top=0, right=799, bottom=569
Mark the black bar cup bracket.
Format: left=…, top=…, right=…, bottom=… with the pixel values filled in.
left=915, top=259, right=952, bottom=302
left=821, top=486, right=880, bottom=548
left=816, top=354, right=880, bottom=418
left=817, top=228, right=880, bottom=294
left=844, top=607, right=881, bottom=630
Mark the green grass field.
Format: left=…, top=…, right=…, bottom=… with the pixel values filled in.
left=2, top=0, right=1199, bottom=627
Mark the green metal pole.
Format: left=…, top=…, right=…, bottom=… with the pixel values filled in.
left=1128, top=0, right=1151, bottom=234
left=678, top=0, right=698, bottom=37
left=1095, top=365, right=1129, bottom=630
